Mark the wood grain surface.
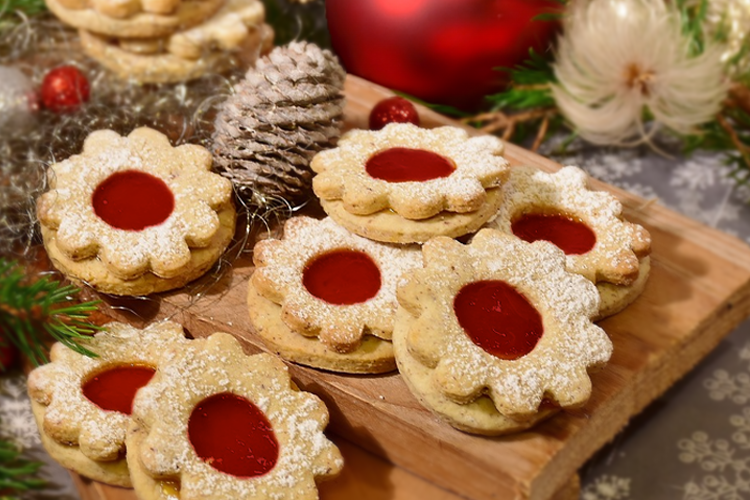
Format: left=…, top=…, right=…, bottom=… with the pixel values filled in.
left=79, top=75, right=750, bottom=500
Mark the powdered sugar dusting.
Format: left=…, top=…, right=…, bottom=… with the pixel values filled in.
left=253, top=216, right=422, bottom=348
left=398, top=230, right=612, bottom=419
left=131, top=332, right=342, bottom=498
left=36, top=127, right=232, bottom=280
left=486, top=165, right=651, bottom=285
left=311, top=123, right=509, bottom=219
left=26, top=321, right=190, bottom=462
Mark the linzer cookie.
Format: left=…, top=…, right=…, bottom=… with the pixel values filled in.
left=45, top=0, right=224, bottom=38
left=311, top=123, right=510, bottom=243
left=127, top=332, right=343, bottom=500
left=485, top=166, right=651, bottom=319
left=26, top=321, right=189, bottom=486
left=37, top=127, right=235, bottom=296
left=79, top=0, right=272, bottom=84
left=393, top=229, right=612, bottom=435
left=250, top=216, right=422, bottom=373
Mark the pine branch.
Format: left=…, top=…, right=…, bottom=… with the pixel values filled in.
left=0, top=439, right=45, bottom=498
left=0, top=259, right=101, bottom=367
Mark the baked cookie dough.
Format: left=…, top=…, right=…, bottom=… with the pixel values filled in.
left=37, top=127, right=236, bottom=296
left=27, top=321, right=190, bottom=486
left=311, top=123, right=510, bottom=243
left=250, top=216, right=421, bottom=372
left=394, top=229, right=612, bottom=434
left=127, top=332, right=343, bottom=500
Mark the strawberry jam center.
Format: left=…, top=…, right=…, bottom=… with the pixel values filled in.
left=365, top=147, right=455, bottom=182
left=303, top=249, right=381, bottom=305
left=188, top=392, right=278, bottom=478
left=92, top=170, right=174, bottom=231
left=511, top=213, right=596, bottom=255
left=82, top=364, right=155, bottom=415
left=453, top=280, right=543, bottom=360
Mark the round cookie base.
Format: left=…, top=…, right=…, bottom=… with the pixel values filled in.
left=41, top=207, right=236, bottom=296
left=392, top=307, right=556, bottom=435
left=31, top=401, right=132, bottom=488
left=247, top=280, right=397, bottom=374
left=595, top=256, right=651, bottom=321
left=319, top=188, right=504, bottom=244
left=45, top=0, right=224, bottom=38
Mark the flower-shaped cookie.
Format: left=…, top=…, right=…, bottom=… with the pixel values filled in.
left=127, top=332, right=343, bottom=500
left=252, top=216, right=422, bottom=353
left=37, top=127, right=235, bottom=295
left=312, top=123, right=509, bottom=220
left=487, top=166, right=651, bottom=285
left=27, top=321, right=190, bottom=486
left=397, top=229, right=612, bottom=424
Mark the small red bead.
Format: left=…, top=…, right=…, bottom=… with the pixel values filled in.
left=40, top=65, right=90, bottom=113
left=369, top=96, right=420, bottom=130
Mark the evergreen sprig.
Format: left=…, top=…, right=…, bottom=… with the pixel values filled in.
left=0, top=439, right=45, bottom=498
left=0, top=259, right=101, bottom=367
left=0, top=0, right=47, bottom=19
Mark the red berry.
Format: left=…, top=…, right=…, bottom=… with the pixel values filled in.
left=41, top=65, right=90, bottom=113
left=369, top=96, right=420, bottom=131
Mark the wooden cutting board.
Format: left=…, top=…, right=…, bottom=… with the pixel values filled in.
left=88, top=75, right=750, bottom=500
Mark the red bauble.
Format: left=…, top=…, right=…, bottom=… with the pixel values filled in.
left=326, top=0, right=561, bottom=110
left=369, top=96, right=420, bottom=130
left=40, top=65, right=90, bottom=113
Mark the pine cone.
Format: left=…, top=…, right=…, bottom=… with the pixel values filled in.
left=212, top=41, right=346, bottom=206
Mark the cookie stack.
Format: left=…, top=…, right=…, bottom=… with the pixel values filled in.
left=27, top=322, right=343, bottom=497
left=46, top=0, right=273, bottom=82
left=248, top=122, right=652, bottom=435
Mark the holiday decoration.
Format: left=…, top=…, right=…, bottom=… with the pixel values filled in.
left=0, top=259, right=100, bottom=366
left=702, top=0, right=750, bottom=77
left=549, top=0, right=727, bottom=146
left=0, top=439, right=45, bottom=496
left=369, top=96, right=420, bottom=130
left=0, top=66, right=37, bottom=131
left=40, top=65, right=90, bottom=113
left=212, top=41, right=346, bottom=206
left=325, top=0, right=561, bottom=110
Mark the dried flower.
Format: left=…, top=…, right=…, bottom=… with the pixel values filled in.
left=550, top=0, right=728, bottom=146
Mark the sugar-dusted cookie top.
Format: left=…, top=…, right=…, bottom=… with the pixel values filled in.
left=487, top=166, right=651, bottom=285
left=130, top=332, right=342, bottom=499
left=311, top=123, right=510, bottom=220
left=27, top=321, right=189, bottom=462
left=37, top=127, right=233, bottom=282
left=252, top=216, right=422, bottom=352
left=397, top=229, right=612, bottom=420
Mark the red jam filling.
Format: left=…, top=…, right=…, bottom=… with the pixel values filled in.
left=92, top=170, right=174, bottom=231
left=453, top=280, right=543, bottom=360
left=511, top=213, right=596, bottom=255
left=188, top=393, right=278, bottom=478
left=82, top=364, right=156, bottom=415
left=365, top=147, right=455, bottom=182
left=302, top=249, right=381, bottom=305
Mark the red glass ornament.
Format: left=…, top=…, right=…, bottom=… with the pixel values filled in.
left=453, top=280, right=543, bottom=360
left=326, top=0, right=562, bottom=110
left=303, top=249, right=381, bottom=305
left=511, top=213, right=596, bottom=255
left=369, top=96, right=420, bottom=130
left=92, top=170, right=175, bottom=231
left=82, top=364, right=156, bottom=415
left=365, top=147, right=454, bottom=182
left=188, top=392, right=278, bottom=478
left=40, top=65, right=90, bottom=113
